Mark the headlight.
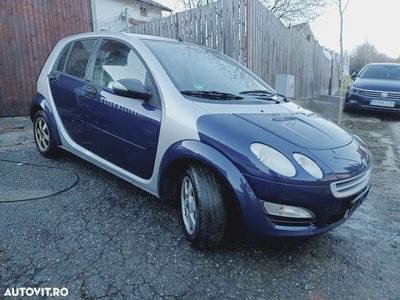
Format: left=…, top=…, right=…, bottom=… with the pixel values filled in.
left=250, top=143, right=296, bottom=177
left=261, top=201, right=314, bottom=219
left=293, top=153, right=323, bottom=179
left=348, top=86, right=360, bottom=94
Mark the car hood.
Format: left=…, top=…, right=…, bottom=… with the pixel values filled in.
left=197, top=112, right=371, bottom=184
left=235, top=112, right=352, bottom=150
left=353, top=78, right=400, bottom=92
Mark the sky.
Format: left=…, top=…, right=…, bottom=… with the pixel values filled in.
left=156, top=0, right=400, bottom=58
left=310, top=0, right=400, bottom=58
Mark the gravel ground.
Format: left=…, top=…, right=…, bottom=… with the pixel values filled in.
left=0, top=98, right=399, bottom=299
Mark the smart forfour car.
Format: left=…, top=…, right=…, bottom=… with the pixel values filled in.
left=345, top=63, right=400, bottom=113
left=31, top=32, right=373, bottom=248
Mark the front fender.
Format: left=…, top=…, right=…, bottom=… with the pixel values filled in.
left=30, top=93, right=62, bottom=146
left=158, top=140, right=266, bottom=238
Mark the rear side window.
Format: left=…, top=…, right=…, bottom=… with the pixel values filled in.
left=65, top=40, right=95, bottom=79
left=55, top=43, right=71, bottom=72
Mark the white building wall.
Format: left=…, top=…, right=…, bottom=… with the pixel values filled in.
left=94, top=0, right=163, bottom=31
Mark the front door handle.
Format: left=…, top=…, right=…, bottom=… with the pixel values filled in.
left=47, top=71, right=58, bottom=82
left=83, top=84, right=99, bottom=98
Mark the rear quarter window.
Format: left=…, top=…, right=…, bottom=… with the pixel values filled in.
left=54, top=43, right=71, bottom=72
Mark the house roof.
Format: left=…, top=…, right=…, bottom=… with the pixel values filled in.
left=292, top=23, right=315, bottom=41
left=135, top=0, right=173, bottom=12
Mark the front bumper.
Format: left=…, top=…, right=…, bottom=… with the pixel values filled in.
left=345, top=92, right=400, bottom=113
left=240, top=173, right=371, bottom=240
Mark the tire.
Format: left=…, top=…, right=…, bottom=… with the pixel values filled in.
left=179, top=165, right=226, bottom=249
left=343, top=103, right=352, bottom=113
left=33, top=111, right=58, bottom=158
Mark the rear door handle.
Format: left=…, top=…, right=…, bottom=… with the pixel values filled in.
left=47, top=71, right=58, bottom=82
left=83, top=84, right=99, bottom=98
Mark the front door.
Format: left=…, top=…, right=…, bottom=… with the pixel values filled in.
left=49, top=39, right=96, bottom=146
left=82, top=39, right=161, bottom=179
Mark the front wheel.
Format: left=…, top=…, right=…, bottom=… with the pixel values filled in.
left=33, top=111, right=58, bottom=158
left=180, top=165, right=226, bottom=249
left=343, top=103, right=353, bottom=113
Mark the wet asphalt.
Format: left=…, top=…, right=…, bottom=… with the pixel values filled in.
left=0, top=97, right=399, bottom=299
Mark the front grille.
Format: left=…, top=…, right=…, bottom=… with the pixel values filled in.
left=387, top=92, right=400, bottom=99
left=359, top=90, right=381, bottom=97
left=330, top=168, right=372, bottom=199
left=359, top=89, right=400, bottom=99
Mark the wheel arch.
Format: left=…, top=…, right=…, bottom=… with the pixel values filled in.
left=31, top=93, right=62, bottom=146
left=158, top=140, right=260, bottom=230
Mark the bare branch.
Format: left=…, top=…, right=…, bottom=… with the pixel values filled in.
left=177, top=0, right=329, bottom=25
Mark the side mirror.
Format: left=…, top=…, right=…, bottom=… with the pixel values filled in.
left=351, top=72, right=358, bottom=81
left=112, top=79, right=151, bottom=101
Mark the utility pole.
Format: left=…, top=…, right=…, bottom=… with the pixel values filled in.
left=125, top=8, right=129, bottom=32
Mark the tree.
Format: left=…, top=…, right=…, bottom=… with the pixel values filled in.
left=336, top=0, right=350, bottom=79
left=180, top=0, right=212, bottom=10
left=350, top=42, right=396, bottom=73
left=335, top=0, right=350, bottom=123
left=178, top=0, right=329, bottom=25
left=261, top=0, right=328, bottom=24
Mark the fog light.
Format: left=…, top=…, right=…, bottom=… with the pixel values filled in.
left=261, top=201, right=313, bottom=219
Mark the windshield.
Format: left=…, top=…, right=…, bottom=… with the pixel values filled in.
left=143, top=39, right=274, bottom=97
left=359, top=65, right=400, bottom=81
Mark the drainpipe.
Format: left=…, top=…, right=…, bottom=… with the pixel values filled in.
left=90, top=0, right=98, bottom=31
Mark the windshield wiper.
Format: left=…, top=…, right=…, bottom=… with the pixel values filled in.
left=181, top=90, right=243, bottom=100
left=239, top=90, right=275, bottom=96
left=239, top=90, right=282, bottom=102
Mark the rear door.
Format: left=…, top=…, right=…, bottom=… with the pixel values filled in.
left=49, top=39, right=96, bottom=146
left=81, top=39, right=162, bottom=179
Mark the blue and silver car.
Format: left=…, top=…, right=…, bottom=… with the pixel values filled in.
left=31, top=32, right=373, bottom=248
left=345, top=63, right=400, bottom=113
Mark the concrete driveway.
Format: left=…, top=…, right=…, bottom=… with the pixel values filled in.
left=0, top=98, right=399, bottom=299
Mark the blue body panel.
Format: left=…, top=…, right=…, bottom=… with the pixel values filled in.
left=49, top=74, right=87, bottom=146
left=82, top=88, right=161, bottom=179
left=30, top=93, right=62, bottom=146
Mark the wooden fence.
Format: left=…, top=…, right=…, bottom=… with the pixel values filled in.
left=0, top=0, right=93, bottom=117
left=130, top=0, right=334, bottom=99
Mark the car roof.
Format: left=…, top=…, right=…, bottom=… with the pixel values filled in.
left=59, top=31, right=179, bottom=44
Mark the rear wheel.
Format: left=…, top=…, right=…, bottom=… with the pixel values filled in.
left=180, top=165, right=226, bottom=249
left=33, top=111, right=57, bottom=158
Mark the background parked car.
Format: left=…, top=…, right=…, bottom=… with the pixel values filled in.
left=344, top=63, right=400, bottom=114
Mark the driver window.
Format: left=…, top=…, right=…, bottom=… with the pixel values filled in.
left=93, top=40, right=148, bottom=90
